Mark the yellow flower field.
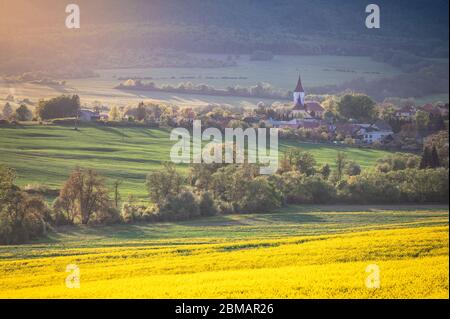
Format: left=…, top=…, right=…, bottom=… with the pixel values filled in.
left=0, top=225, right=448, bottom=298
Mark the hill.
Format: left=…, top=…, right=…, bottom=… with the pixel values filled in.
left=1, top=0, right=448, bottom=76
left=0, top=124, right=394, bottom=199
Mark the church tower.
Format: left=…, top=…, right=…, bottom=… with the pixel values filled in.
left=293, top=74, right=305, bottom=108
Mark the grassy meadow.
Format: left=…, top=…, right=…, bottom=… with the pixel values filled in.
left=0, top=124, right=393, bottom=200
left=0, top=205, right=448, bottom=298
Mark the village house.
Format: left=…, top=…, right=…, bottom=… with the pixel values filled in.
left=420, top=103, right=442, bottom=116
left=333, top=123, right=362, bottom=138
left=266, top=117, right=330, bottom=131
left=79, top=109, right=100, bottom=122
left=420, top=103, right=449, bottom=117
left=437, top=103, right=449, bottom=116
left=99, top=113, right=109, bottom=121
left=357, top=120, right=393, bottom=144
left=395, top=105, right=416, bottom=120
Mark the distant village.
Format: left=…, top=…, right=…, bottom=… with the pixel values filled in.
left=118, top=75, right=448, bottom=151
left=1, top=75, right=448, bottom=151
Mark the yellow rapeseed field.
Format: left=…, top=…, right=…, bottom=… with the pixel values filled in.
left=0, top=225, right=448, bottom=298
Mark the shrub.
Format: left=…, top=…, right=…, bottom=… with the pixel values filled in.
left=234, top=176, right=282, bottom=213
left=90, top=207, right=121, bottom=225
left=146, top=162, right=184, bottom=207
left=36, top=95, right=80, bottom=120
left=345, top=161, right=361, bottom=176
left=214, top=200, right=235, bottom=215
left=0, top=191, right=50, bottom=244
left=14, top=104, right=32, bottom=121
left=279, top=171, right=335, bottom=204
left=338, top=168, right=449, bottom=204
left=159, top=190, right=200, bottom=220
left=120, top=203, right=155, bottom=223
left=1, top=165, right=50, bottom=244
left=375, top=153, right=421, bottom=172
left=198, top=192, right=218, bottom=216
left=338, top=173, right=402, bottom=204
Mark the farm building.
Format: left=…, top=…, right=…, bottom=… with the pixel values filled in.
left=79, top=109, right=100, bottom=122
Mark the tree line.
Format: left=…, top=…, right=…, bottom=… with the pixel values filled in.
left=1, top=145, right=448, bottom=245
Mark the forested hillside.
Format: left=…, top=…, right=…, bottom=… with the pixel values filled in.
left=1, top=0, right=448, bottom=73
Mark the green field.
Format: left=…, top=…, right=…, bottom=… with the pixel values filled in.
left=0, top=124, right=393, bottom=199
left=8, top=205, right=447, bottom=253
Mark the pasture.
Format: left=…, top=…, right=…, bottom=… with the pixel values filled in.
left=0, top=205, right=448, bottom=298
left=1, top=54, right=447, bottom=112
left=0, top=124, right=393, bottom=199
left=0, top=54, right=404, bottom=110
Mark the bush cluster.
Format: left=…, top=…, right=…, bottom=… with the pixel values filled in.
left=1, top=147, right=448, bottom=245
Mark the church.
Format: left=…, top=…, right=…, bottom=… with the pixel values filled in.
left=291, top=75, right=325, bottom=119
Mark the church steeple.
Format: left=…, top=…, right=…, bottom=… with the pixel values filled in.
left=294, top=74, right=304, bottom=93
left=293, top=74, right=305, bottom=107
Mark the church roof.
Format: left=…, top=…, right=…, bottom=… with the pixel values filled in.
left=292, top=104, right=306, bottom=111
left=294, top=75, right=304, bottom=92
left=305, top=101, right=324, bottom=112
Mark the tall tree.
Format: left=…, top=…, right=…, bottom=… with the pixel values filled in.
left=113, top=179, right=122, bottom=209
left=430, top=146, right=441, bottom=168
left=136, top=102, right=147, bottom=121
left=14, top=104, right=32, bottom=121
left=2, top=102, right=13, bottom=119
left=319, top=164, right=331, bottom=180
left=57, top=168, right=110, bottom=224
left=336, top=94, right=375, bottom=121
left=419, top=146, right=432, bottom=169
left=335, top=152, right=347, bottom=181
left=109, top=106, right=120, bottom=121
left=146, top=162, right=184, bottom=206
left=415, top=110, right=430, bottom=135
left=285, top=148, right=316, bottom=176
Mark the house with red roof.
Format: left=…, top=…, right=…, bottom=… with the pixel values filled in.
left=304, top=101, right=325, bottom=118
left=420, top=104, right=441, bottom=116
left=395, top=105, right=416, bottom=120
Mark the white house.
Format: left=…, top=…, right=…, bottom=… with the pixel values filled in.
left=79, top=109, right=100, bottom=122
left=358, top=120, right=393, bottom=144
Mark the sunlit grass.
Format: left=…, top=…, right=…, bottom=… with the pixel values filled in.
left=0, top=124, right=394, bottom=200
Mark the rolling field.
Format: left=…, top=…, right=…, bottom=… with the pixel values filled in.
left=0, top=205, right=448, bottom=298
left=0, top=124, right=393, bottom=199
left=0, top=54, right=405, bottom=110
